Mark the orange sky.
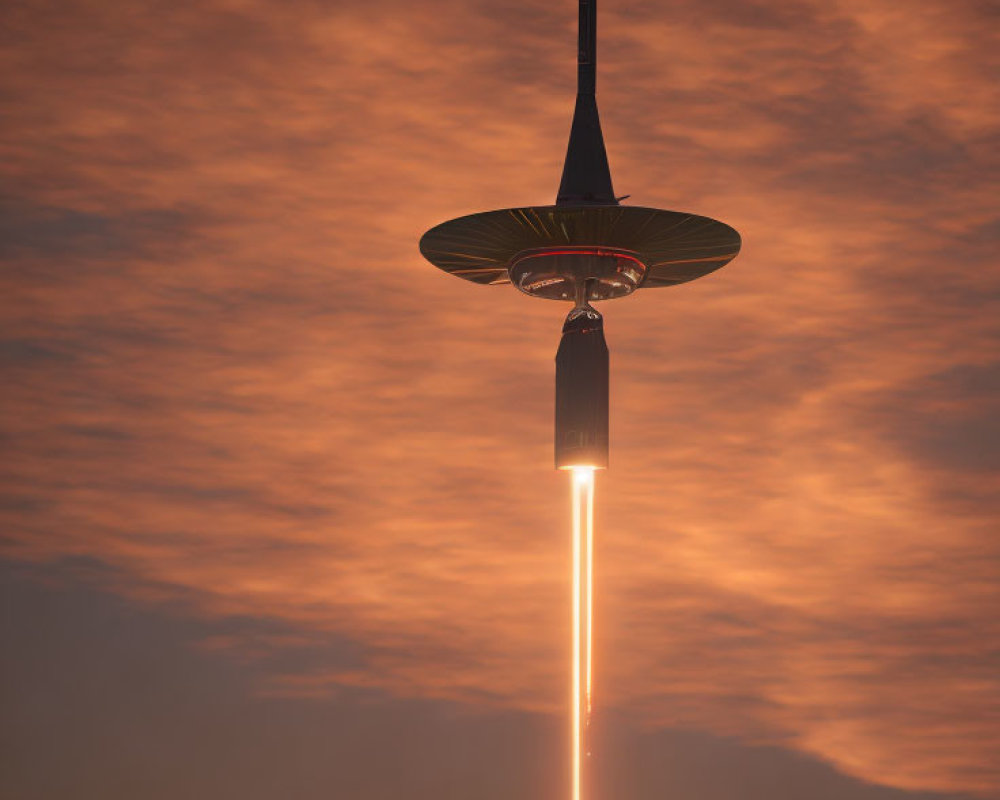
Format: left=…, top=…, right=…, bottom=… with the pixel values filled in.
left=2, top=0, right=998, bottom=797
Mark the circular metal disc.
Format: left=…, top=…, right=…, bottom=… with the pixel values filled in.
left=419, top=205, right=741, bottom=290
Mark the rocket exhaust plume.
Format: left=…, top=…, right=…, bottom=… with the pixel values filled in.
left=419, top=0, right=741, bottom=796
left=571, top=466, right=595, bottom=800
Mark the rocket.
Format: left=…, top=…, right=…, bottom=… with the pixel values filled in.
left=418, top=5, right=740, bottom=799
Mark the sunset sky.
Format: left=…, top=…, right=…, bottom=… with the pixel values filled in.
left=2, top=0, right=998, bottom=797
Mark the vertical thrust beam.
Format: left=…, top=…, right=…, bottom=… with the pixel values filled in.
left=571, top=467, right=595, bottom=800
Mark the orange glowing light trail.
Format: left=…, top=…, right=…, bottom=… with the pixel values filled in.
left=571, top=466, right=595, bottom=800
left=586, top=468, right=593, bottom=720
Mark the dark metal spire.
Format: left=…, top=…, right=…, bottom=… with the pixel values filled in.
left=420, top=0, right=742, bottom=298
left=578, top=0, right=597, bottom=94
left=557, top=0, right=617, bottom=206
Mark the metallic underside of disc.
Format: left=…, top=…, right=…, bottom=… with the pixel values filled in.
left=419, top=205, right=741, bottom=291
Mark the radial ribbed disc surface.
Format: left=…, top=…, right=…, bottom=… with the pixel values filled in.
left=419, top=205, right=741, bottom=289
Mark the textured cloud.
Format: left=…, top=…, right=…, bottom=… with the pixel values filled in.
left=5, top=560, right=978, bottom=800
left=1, top=0, right=998, bottom=796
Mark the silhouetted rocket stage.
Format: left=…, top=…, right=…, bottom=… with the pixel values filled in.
left=420, top=1, right=740, bottom=797
left=556, top=303, right=608, bottom=469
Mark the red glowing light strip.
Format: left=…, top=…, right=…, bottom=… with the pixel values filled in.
left=513, top=248, right=645, bottom=267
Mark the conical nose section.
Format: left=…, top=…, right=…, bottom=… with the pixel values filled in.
left=557, top=94, right=617, bottom=206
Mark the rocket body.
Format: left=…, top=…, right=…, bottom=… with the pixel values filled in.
left=555, top=306, right=609, bottom=470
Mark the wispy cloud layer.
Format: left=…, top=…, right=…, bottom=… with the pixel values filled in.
left=2, top=0, right=998, bottom=795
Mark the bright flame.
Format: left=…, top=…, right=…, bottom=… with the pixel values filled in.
left=570, top=466, right=595, bottom=800
left=586, top=468, right=593, bottom=721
